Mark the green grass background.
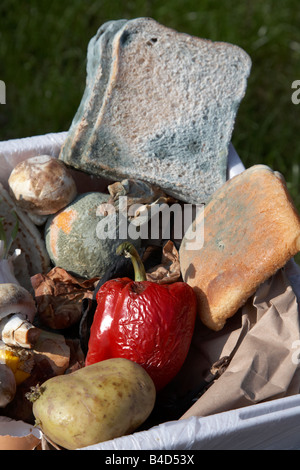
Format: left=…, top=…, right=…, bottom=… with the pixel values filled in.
left=0, top=0, right=299, bottom=216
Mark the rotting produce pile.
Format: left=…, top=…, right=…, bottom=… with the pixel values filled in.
left=1, top=17, right=300, bottom=450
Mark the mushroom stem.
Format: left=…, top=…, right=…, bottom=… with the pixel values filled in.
left=0, top=313, right=41, bottom=348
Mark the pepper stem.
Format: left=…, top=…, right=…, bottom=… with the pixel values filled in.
left=116, top=242, right=147, bottom=282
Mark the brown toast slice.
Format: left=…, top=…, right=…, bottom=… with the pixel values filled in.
left=179, top=165, right=300, bottom=331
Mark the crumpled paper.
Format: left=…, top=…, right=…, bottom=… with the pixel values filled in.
left=157, top=262, right=300, bottom=420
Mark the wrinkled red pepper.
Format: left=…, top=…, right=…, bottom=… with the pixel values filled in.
left=85, top=242, right=197, bottom=391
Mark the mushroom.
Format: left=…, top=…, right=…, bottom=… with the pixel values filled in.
left=8, top=155, right=77, bottom=225
left=0, top=283, right=40, bottom=348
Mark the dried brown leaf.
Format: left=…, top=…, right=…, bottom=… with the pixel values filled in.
left=31, top=267, right=99, bottom=330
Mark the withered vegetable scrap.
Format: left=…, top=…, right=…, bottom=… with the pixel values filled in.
left=31, top=267, right=99, bottom=330
left=85, top=242, right=196, bottom=391
left=79, top=241, right=180, bottom=355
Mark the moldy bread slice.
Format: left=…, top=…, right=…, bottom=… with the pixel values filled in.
left=59, top=17, right=251, bottom=205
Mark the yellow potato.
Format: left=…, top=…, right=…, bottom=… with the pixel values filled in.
left=30, top=358, right=156, bottom=449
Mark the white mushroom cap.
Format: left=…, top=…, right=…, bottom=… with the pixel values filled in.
left=8, top=155, right=77, bottom=216
left=0, top=283, right=36, bottom=323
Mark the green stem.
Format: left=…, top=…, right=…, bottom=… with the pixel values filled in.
left=116, top=242, right=147, bottom=282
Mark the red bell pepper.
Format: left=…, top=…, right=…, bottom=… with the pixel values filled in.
left=85, top=242, right=197, bottom=391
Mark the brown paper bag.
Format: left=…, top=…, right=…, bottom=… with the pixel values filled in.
left=158, top=264, right=300, bottom=420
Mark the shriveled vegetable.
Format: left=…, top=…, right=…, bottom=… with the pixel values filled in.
left=27, top=358, right=156, bottom=450
left=86, top=242, right=197, bottom=390
left=31, top=266, right=98, bottom=330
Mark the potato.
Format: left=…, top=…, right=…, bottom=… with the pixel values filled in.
left=29, top=358, right=156, bottom=449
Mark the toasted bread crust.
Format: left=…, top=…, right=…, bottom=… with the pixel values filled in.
left=180, top=165, right=300, bottom=330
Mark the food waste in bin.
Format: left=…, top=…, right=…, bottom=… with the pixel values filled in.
left=0, top=18, right=300, bottom=450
